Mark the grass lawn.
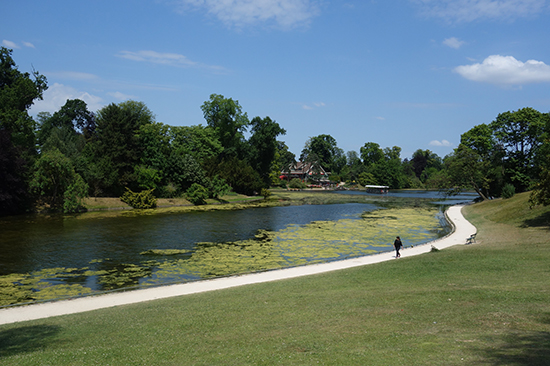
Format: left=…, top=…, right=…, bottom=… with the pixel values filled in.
left=1, top=192, right=549, bottom=365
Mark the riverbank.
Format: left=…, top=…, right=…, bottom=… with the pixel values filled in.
left=0, top=192, right=548, bottom=364
left=0, top=204, right=474, bottom=324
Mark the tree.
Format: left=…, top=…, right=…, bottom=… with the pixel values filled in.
left=0, top=47, right=47, bottom=213
left=248, top=116, right=286, bottom=187
left=37, top=100, right=94, bottom=178
left=170, top=125, right=222, bottom=164
left=301, top=134, right=339, bottom=172
left=30, top=148, right=76, bottom=209
left=490, top=107, right=546, bottom=192
left=0, top=129, right=29, bottom=214
left=0, top=47, right=48, bottom=154
left=360, top=142, right=384, bottom=167
left=37, top=99, right=95, bottom=144
left=460, top=123, right=504, bottom=196
left=277, top=141, right=296, bottom=183
left=446, top=144, right=490, bottom=200
left=529, top=115, right=550, bottom=206
left=200, top=94, right=249, bottom=159
left=84, top=101, right=155, bottom=196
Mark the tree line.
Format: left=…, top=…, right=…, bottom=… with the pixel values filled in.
left=1, top=47, right=549, bottom=215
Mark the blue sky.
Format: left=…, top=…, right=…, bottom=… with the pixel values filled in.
left=3, top=0, right=550, bottom=159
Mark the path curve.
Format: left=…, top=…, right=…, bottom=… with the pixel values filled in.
left=0, top=204, right=476, bottom=325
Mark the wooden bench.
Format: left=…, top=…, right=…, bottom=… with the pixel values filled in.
left=466, top=233, right=477, bottom=244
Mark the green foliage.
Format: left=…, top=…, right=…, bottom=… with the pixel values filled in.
left=529, top=165, right=550, bottom=207
left=0, top=47, right=47, bottom=154
left=85, top=101, right=155, bottom=196
left=201, top=94, right=249, bottom=158
left=208, top=175, right=230, bottom=199
left=63, top=173, right=89, bottom=213
left=357, top=172, right=377, bottom=186
left=186, top=183, right=208, bottom=205
left=301, top=134, right=339, bottom=172
left=501, top=183, right=516, bottom=199
left=134, top=165, right=161, bottom=190
left=120, top=188, right=157, bottom=209
left=261, top=188, right=271, bottom=198
left=30, top=148, right=76, bottom=208
left=288, top=178, right=306, bottom=189
left=248, top=116, right=286, bottom=186
left=0, top=129, right=30, bottom=214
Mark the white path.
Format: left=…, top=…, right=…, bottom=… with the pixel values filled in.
left=0, top=205, right=476, bottom=325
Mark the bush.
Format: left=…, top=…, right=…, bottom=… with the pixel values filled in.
left=288, top=178, right=306, bottom=189
left=261, top=188, right=272, bottom=199
left=120, top=188, right=157, bottom=209
left=186, top=183, right=208, bottom=205
left=63, top=174, right=89, bottom=213
left=502, top=183, right=516, bottom=199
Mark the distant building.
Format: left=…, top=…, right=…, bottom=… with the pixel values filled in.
left=280, top=161, right=331, bottom=185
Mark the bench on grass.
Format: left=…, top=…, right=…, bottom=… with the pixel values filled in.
left=466, top=233, right=477, bottom=244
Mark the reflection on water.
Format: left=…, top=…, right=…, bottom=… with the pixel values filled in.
left=335, top=189, right=478, bottom=203
left=0, top=195, right=470, bottom=305
left=0, top=203, right=378, bottom=276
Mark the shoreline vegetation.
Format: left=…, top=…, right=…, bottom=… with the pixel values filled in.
left=1, top=192, right=548, bottom=364
left=77, top=188, right=443, bottom=218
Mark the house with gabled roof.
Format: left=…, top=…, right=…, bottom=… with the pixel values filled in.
left=280, top=161, right=331, bottom=185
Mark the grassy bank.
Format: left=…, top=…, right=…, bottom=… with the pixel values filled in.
left=1, top=193, right=549, bottom=365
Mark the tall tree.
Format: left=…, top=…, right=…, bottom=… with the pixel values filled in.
left=490, top=107, right=546, bottom=192
left=84, top=101, right=154, bottom=196
left=200, top=94, right=249, bottom=159
left=460, top=123, right=504, bottom=196
left=300, top=134, right=339, bottom=172
left=0, top=47, right=48, bottom=153
left=0, top=47, right=48, bottom=214
left=248, top=116, right=286, bottom=187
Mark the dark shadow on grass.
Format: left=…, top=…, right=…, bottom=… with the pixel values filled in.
left=0, top=325, right=60, bottom=358
left=479, top=331, right=550, bottom=366
left=522, top=210, right=550, bottom=229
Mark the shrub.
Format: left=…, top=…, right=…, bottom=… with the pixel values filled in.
left=261, top=188, right=272, bottom=199
left=502, top=183, right=516, bottom=199
left=120, top=188, right=157, bottom=209
left=288, top=178, right=306, bottom=189
left=186, top=183, right=208, bottom=205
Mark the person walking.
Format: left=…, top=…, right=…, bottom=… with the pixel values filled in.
left=394, top=236, right=403, bottom=258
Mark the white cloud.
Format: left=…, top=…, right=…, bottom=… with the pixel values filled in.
left=116, top=50, right=226, bottom=72
left=443, top=37, right=465, bottom=49
left=2, top=40, right=20, bottom=49
left=176, top=0, right=320, bottom=29
left=302, top=101, right=325, bottom=110
left=23, top=42, right=35, bottom=48
left=413, top=0, right=547, bottom=22
left=117, top=50, right=198, bottom=67
left=454, top=55, right=550, bottom=85
left=29, top=83, right=104, bottom=115
left=430, top=139, right=453, bottom=147
left=108, top=91, right=137, bottom=101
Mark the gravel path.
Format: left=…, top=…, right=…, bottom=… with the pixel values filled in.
left=0, top=204, right=476, bottom=325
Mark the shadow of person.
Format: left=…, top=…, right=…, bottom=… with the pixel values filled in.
left=0, top=325, right=61, bottom=358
